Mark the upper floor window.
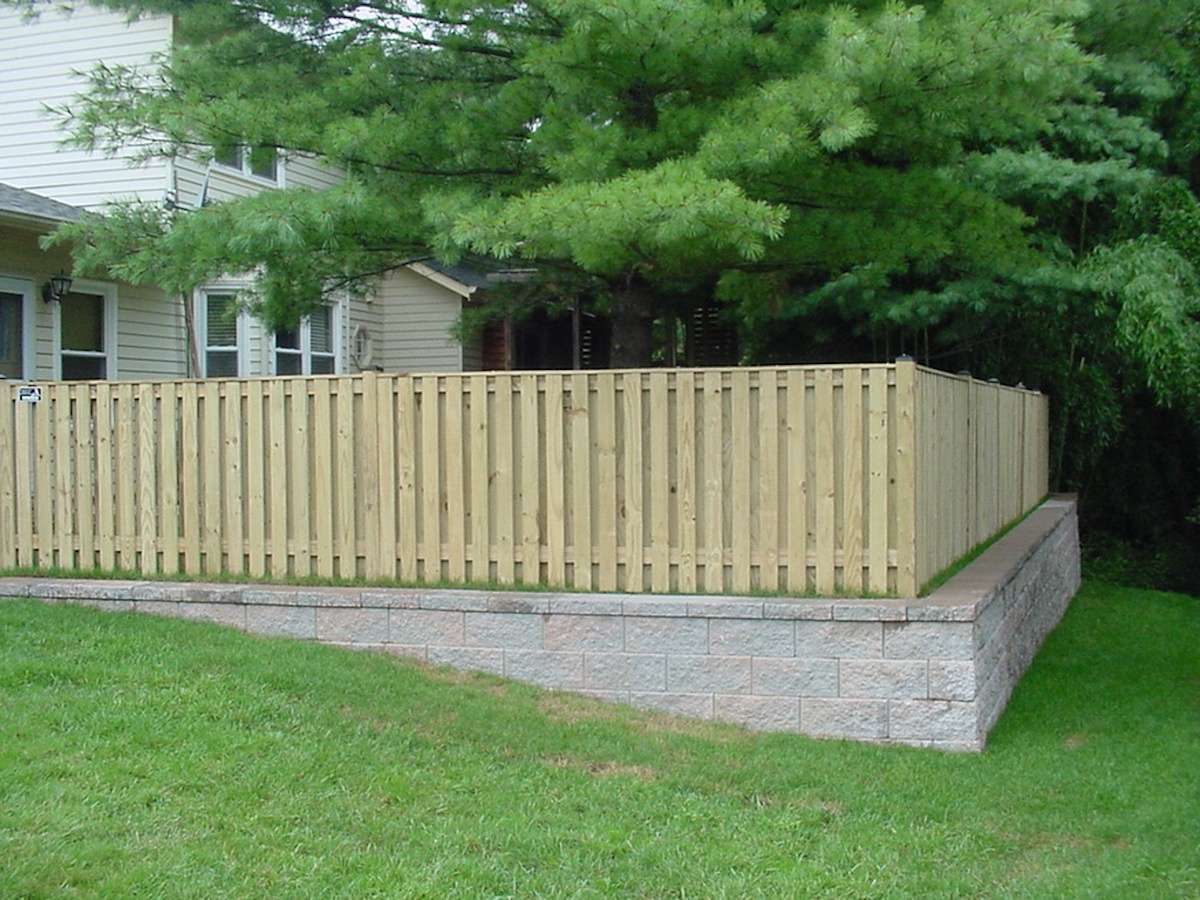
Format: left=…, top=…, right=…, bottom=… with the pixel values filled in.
left=212, top=143, right=281, bottom=184
left=274, top=304, right=338, bottom=376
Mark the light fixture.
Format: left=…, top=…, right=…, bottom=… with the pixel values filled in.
left=43, top=272, right=73, bottom=304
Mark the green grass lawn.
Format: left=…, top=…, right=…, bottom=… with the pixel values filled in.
left=1, top=582, right=1196, bottom=898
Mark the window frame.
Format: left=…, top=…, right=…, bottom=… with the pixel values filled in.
left=51, top=279, right=117, bottom=381
left=196, top=289, right=248, bottom=378
left=211, top=144, right=285, bottom=187
left=269, top=300, right=342, bottom=376
left=0, top=275, right=35, bottom=380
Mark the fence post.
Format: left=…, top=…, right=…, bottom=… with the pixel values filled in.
left=894, top=357, right=918, bottom=596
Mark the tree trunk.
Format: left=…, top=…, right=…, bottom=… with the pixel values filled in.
left=608, top=281, right=655, bottom=368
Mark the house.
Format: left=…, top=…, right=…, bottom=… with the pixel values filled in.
left=0, top=2, right=498, bottom=381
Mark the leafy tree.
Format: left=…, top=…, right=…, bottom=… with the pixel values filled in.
left=19, top=0, right=1090, bottom=365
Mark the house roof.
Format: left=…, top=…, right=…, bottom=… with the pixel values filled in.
left=409, top=257, right=536, bottom=298
left=0, top=182, right=83, bottom=226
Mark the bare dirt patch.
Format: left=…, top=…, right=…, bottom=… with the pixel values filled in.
left=544, top=755, right=656, bottom=781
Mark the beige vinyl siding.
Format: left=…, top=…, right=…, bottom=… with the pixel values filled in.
left=1, top=222, right=186, bottom=379
left=0, top=4, right=171, bottom=209
left=378, top=268, right=465, bottom=372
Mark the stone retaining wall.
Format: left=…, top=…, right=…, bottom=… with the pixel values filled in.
left=1, top=497, right=1080, bottom=751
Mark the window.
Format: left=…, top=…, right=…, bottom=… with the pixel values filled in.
left=274, top=304, right=338, bottom=375
left=213, top=143, right=281, bottom=184
left=0, top=277, right=33, bottom=380
left=58, top=288, right=113, bottom=380
left=204, top=293, right=242, bottom=377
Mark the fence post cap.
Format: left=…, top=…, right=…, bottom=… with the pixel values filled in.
left=895, top=354, right=915, bottom=362
left=957, top=369, right=971, bottom=377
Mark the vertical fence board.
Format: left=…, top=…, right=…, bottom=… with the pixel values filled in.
left=444, top=377, right=467, bottom=582
left=335, top=379, right=355, bottom=579
left=361, top=374, right=381, bottom=580
left=0, top=386, right=13, bottom=569
left=396, top=377, right=418, bottom=581
left=289, top=380, right=310, bottom=578
left=758, top=370, right=778, bottom=591
left=54, top=385, right=74, bottom=568
left=649, top=373, right=670, bottom=592
left=786, top=370, right=807, bottom=593
left=376, top=376, right=398, bottom=580
left=268, top=380, right=288, bottom=578
left=159, top=384, right=178, bottom=575
left=676, top=372, right=697, bottom=593
left=137, top=383, right=157, bottom=572
left=842, top=368, right=863, bottom=593
left=867, top=368, right=888, bottom=593
left=814, top=370, right=835, bottom=594
left=519, top=374, right=541, bottom=585
left=202, top=383, right=222, bottom=574
left=570, top=373, right=592, bottom=590
left=116, top=384, right=136, bottom=570
left=127, top=383, right=148, bottom=572
left=595, top=372, right=618, bottom=591
left=15, top=391, right=34, bottom=567
left=623, top=372, right=644, bottom=592
left=703, top=372, right=725, bottom=592
left=244, top=381, right=266, bottom=577
left=468, top=375, right=489, bottom=583
left=545, top=375, right=566, bottom=587
left=494, top=376, right=516, bottom=583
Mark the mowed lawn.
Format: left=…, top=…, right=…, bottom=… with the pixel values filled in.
left=0, top=583, right=1196, bottom=898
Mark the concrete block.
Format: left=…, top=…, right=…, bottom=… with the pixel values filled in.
left=629, top=692, right=714, bottom=719
left=315, top=607, right=389, bottom=643
left=889, top=700, right=978, bottom=742
left=905, top=602, right=977, bottom=622
left=179, top=602, right=246, bottom=629
left=298, top=588, right=362, bottom=608
left=486, top=593, right=550, bottom=614
left=714, top=695, right=800, bottom=732
left=752, top=657, right=838, bottom=697
left=246, top=605, right=316, bottom=639
left=928, top=660, right=976, bottom=701
left=795, top=620, right=882, bottom=658
left=624, top=617, right=707, bottom=654
left=427, top=646, right=505, bottom=676
left=622, top=597, right=690, bottom=617
left=584, top=653, right=666, bottom=692
left=544, top=615, right=624, bottom=652
left=463, top=612, right=543, bottom=649
left=884, top=621, right=974, bottom=660
left=839, top=659, right=928, bottom=700
left=183, top=585, right=243, bottom=605
left=687, top=598, right=763, bottom=619
left=667, top=655, right=751, bottom=694
left=421, top=591, right=490, bottom=612
left=505, top=650, right=584, bottom=689
left=242, top=588, right=300, bottom=606
left=389, top=609, right=464, bottom=646
left=547, top=595, right=624, bottom=616
left=801, top=698, right=888, bottom=740
left=360, top=589, right=421, bottom=609
left=709, top=619, right=794, bottom=657
left=833, top=601, right=906, bottom=622
left=763, top=600, right=833, bottom=620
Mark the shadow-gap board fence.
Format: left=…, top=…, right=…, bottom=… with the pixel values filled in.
left=0, top=361, right=1048, bottom=596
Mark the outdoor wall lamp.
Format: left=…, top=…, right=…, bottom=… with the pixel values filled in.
left=42, top=272, right=73, bottom=303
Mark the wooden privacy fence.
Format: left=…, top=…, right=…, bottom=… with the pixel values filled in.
left=0, top=361, right=1048, bottom=596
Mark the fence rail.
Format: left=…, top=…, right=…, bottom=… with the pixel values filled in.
left=0, top=361, right=1048, bottom=596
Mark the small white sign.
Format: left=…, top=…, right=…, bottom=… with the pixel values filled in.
left=16, top=385, right=42, bottom=403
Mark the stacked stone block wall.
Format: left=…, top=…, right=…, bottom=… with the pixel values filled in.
left=1, top=497, right=1080, bottom=751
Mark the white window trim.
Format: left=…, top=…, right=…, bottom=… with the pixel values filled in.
left=212, top=146, right=286, bottom=187
left=0, top=275, right=35, bottom=380
left=195, top=289, right=249, bottom=378
left=51, top=279, right=117, bottom=381
left=269, top=298, right=343, bottom=376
